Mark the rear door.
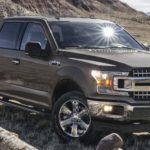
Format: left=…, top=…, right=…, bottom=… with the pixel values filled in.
left=0, top=21, right=23, bottom=97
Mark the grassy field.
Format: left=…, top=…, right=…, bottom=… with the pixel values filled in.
left=0, top=105, right=150, bottom=150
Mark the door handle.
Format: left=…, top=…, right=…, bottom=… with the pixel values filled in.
left=49, top=60, right=60, bottom=66
left=12, top=59, right=20, bottom=65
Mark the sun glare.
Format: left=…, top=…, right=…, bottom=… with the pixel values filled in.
left=102, top=27, right=115, bottom=38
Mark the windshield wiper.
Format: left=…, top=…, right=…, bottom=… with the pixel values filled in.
left=63, top=45, right=84, bottom=49
left=103, top=45, right=139, bottom=50
left=63, top=45, right=137, bottom=50
left=81, top=46, right=107, bottom=49
left=64, top=45, right=108, bottom=49
left=80, top=45, right=136, bottom=50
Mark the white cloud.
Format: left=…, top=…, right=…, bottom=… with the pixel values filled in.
left=120, top=0, right=150, bottom=12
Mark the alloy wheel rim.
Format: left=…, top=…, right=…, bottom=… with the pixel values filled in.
left=58, top=99, right=91, bottom=138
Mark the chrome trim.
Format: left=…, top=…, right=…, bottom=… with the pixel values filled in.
left=59, top=99, right=91, bottom=138
left=114, top=77, right=150, bottom=92
left=88, top=100, right=129, bottom=121
left=69, top=58, right=116, bottom=66
left=133, top=91, right=150, bottom=100
left=133, top=68, right=150, bottom=77
left=87, top=100, right=150, bottom=121
left=49, top=60, right=60, bottom=66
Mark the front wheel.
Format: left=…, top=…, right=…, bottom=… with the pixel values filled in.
left=52, top=91, right=92, bottom=142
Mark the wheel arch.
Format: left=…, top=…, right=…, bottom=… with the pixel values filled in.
left=52, top=79, right=84, bottom=105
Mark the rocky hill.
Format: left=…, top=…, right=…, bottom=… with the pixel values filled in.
left=0, top=0, right=144, bottom=18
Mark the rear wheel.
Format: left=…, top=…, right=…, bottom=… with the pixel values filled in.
left=52, top=91, right=92, bottom=142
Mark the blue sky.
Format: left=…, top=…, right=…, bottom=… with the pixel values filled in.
left=120, top=0, right=150, bottom=13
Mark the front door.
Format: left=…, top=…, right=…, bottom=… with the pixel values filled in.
left=18, top=22, right=58, bottom=108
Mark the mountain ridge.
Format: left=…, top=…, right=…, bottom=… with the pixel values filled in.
left=0, top=0, right=145, bottom=18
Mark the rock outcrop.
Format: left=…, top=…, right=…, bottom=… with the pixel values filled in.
left=0, top=0, right=144, bottom=18
left=0, top=127, right=37, bottom=150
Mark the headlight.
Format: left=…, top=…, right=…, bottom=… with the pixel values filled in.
left=91, top=70, right=113, bottom=89
left=91, top=70, right=129, bottom=95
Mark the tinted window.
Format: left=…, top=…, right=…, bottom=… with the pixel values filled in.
left=21, top=23, right=48, bottom=50
left=0, top=22, right=22, bottom=49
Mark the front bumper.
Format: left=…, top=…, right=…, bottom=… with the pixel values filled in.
left=88, top=99, right=150, bottom=133
left=87, top=100, right=150, bottom=121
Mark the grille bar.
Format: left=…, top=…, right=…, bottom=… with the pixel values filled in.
left=134, top=92, right=150, bottom=96
left=133, top=68, right=150, bottom=77
left=132, top=68, right=150, bottom=100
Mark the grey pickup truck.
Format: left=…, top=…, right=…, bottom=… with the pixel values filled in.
left=0, top=16, right=150, bottom=141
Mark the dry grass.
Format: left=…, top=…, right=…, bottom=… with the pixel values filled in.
left=1, top=105, right=150, bottom=150
left=0, top=105, right=95, bottom=150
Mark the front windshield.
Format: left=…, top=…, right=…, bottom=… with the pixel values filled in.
left=49, top=21, right=144, bottom=50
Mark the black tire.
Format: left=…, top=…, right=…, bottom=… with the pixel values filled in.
left=52, top=91, right=93, bottom=143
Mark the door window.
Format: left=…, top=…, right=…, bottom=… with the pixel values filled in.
left=0, top=22, right=22, bottom=49
left=21, top=23, right=48, bottom=51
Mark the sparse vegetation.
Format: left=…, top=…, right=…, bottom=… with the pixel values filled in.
left=0, top=104, right=95, bottom=150
left=0, top=105, right=150, bottom=150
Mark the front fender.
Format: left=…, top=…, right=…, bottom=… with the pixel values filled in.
left=57, top=66, right=96, bottom=96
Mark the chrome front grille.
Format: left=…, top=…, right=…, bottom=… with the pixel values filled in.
left=131, top=68, right=150, bottom=100
left=133, top=91, right=150, bottom=100
left=113, top=68, right=150, bottom=101
left=132, top=68, right=150, bottom=77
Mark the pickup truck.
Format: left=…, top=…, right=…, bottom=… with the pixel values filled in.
left=0, top=16, right=150, bottom=142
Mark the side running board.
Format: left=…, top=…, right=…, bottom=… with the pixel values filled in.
left=0, top=97, right=50, bottom=115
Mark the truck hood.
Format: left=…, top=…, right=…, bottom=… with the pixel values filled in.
left=60, top=49, right=150, bottom=70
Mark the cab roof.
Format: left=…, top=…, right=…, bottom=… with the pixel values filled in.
left=4, top=16, right=115, bottom=24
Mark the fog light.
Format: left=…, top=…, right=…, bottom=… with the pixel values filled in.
left=103, top=105, right=113, bottom=113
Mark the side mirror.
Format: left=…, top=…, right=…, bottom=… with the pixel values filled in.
left=25, top=42, right=42, bottom=58
left=25, top=42, right=50, bottom=59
